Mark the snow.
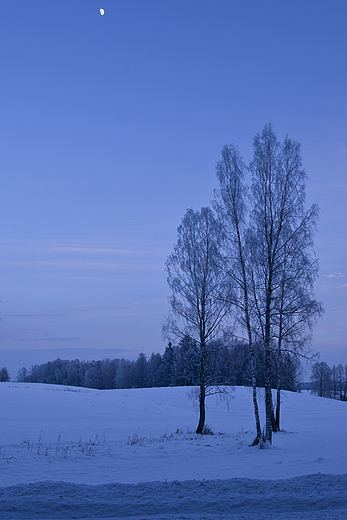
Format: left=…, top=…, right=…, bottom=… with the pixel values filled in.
left=1, top=383, right=347, bottom=518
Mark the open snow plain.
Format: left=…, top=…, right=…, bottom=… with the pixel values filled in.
left=1, top=383, right=347, bottom=519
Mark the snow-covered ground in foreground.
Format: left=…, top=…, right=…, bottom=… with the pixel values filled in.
left=1, top=383, right=347, bottom=519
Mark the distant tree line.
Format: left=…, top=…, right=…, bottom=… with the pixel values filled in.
left=0, top=367, right=10, bottom=382
left=310, top=361, right=347, bottom=400
left=16, top=338, right=301, bottom=392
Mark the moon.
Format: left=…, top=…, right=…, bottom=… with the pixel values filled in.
left=99, top=8, right=105, bottom=15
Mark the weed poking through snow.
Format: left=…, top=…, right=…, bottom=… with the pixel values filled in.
left=19, top=430, right=110, bottom=461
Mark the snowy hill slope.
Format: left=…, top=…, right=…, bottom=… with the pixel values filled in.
left=1, top=383, right=347, bottom=486
left=1, top=383, right=347, bottom=519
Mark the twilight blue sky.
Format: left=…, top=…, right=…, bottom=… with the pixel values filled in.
left=1, top=0, right=346, bottom=377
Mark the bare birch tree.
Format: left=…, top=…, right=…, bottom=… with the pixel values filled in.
left=273, top=236, right=323, bottom=429
left=214, top=144, right=262, bottom=445
left=249, top=123, right=323, bottom=443
left=164, top=207, right=232, bottom=434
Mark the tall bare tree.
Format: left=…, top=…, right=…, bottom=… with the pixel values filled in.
left=214, top=144, right=262, bottom=444
left=249, top=123, right=323, bottom=443
left=164, top=207, right=232, bottom=434
left=273, top=235, right=323, bottom=429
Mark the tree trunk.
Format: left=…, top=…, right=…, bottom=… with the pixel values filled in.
left=196, top=384, right=206, bottom=434
left=264, top=273, right=274, bottom=444
left=264, top=347, right=273, bottom=444
left=275, top=341, right=282, bottom=431
left=196, top=348, right=206, bottom=434
left=249, top=343, right=262, bottom=445
left=244, top=276, right=261, bottom=445
left=272, top=401, right=278, bottom=432
left=275, top=379, right=281, bottom=431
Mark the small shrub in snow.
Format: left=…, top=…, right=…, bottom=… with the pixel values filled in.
left=127, top=432, right=146, bottom=446
left=37, top=431, right=44, bottom=455
left=0, top=446, right=14, bottom=464
left=201, top=424, right=214, bottom=435
left=161, top=431, right=174, bottom=441
left=20, top=431, right=109, bottom=460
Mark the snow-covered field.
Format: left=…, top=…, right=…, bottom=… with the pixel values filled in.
left=1, top=383, right=347, bottom=519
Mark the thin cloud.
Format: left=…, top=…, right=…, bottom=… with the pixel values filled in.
left=54, top=246, right=163, bottom=257
left=18, top=337, right=79, bottom=342
left=0, top=239, right=167, bottom=257
left=2, top=313, right=69, bottom=318
left=0, top=260, right=163, bottom=271
left=3, top=301, right=168, bottom=319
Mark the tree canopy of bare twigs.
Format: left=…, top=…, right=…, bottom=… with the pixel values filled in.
left=164, top=207, right=233, bottom=433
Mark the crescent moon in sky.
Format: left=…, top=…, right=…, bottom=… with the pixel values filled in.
left=100, top=8, right=105, bottom=15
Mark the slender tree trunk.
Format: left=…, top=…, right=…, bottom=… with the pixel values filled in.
left=196, top=384, right=206, bottom=434
left=196, top=349, right=206, bottom=434
left=271, top=400, right=278, bottom=432
left=274, top=336, right=282, bottom=431
left=275, top=352, right=282, bottom=431
left=265, top=347, right=273, bottom=443
left=264, top=279, right=273, bottom=443
left=242, top=263, right=261, bottom=445
left=276, top=267, right=285, bottom=432
left=249, top=342, right=262, bottom=445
